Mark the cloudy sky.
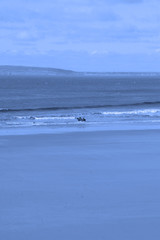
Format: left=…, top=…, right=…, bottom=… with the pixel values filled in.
left=0, top=0, right=160, bottom=71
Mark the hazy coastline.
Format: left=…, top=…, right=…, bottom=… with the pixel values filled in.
left=1, top=65, right=160, bottom=76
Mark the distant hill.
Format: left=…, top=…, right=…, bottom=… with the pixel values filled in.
left=0, top=65, right=76, bottom=76
left=0, top=65, right=159, bottom=77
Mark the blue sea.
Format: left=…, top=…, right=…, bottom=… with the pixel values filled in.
left=1, top=69, right=160, bottom=133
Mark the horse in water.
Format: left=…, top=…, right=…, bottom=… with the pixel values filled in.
left=77, top=117, right=86, bottom=122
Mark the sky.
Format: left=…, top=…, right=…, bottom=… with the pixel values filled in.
left=0, top=0, right=160, bottom=72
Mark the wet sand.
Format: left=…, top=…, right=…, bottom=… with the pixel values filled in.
left=1, top=129, right=160, bottom=240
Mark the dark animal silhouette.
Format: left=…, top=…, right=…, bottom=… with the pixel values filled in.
left=77, top=117, right=86, bottom=122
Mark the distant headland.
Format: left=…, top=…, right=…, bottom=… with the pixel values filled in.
left=0, top=65, right=160, bottom=76
left=0, top=65, right=76, bottom=76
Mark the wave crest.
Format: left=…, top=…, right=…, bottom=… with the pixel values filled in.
left=102, top=109, right=160, bottom=116
left=1, top=101, right=160, bottom=113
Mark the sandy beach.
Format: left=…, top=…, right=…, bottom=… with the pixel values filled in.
left=1, top=129, right=160, bottom=239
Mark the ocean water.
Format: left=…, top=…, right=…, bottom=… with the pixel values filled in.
left=1, top=73, right=160, bottom=132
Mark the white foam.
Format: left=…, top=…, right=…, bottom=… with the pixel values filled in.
left=34, top=116, right=75, bottom=120
left=102, top=109, right=160, bottom=116
left=16, top=116, right=75, bottom=120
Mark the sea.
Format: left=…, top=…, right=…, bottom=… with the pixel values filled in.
left=1, top=69, right=160, bottom=134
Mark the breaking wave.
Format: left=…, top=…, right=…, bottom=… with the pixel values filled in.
left=16, top=116, right=75, bottom=120
left=102, top=109, right=160, bottom=116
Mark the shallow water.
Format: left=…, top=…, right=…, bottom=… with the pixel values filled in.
left=1, top=130, right=160, bottom=240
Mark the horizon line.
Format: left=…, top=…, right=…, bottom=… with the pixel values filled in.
left=0, top=65, right=160, bottom=74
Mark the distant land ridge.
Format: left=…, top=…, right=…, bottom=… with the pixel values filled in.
left=0, top=65, right=160, bottom=76
left=0, top=65, right=76, bottom=76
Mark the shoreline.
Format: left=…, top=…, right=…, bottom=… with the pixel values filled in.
left=1, top=122, right=160, bottom=136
